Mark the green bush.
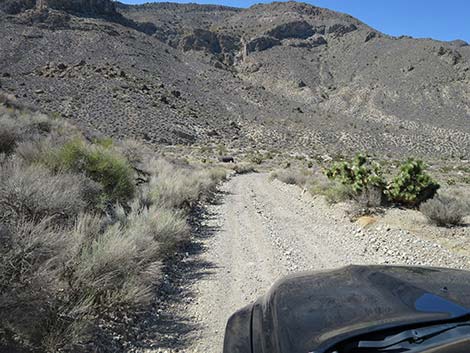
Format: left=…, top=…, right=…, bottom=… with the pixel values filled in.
left=325, top=154, right=385, bottom=194
left=386, top=159, right=439, bottom=206
left=310, top=179, right=353, bottom=204
left=249, top=153, right=264, bottom=165
left=45, top=139, right=135, bottom=205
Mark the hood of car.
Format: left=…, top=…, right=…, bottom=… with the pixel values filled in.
left=224, top=265, right=470, bottom=353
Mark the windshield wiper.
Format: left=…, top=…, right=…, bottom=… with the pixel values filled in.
left=357, top=322, right=470, bottom=350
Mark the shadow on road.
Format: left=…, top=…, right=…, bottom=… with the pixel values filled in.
left=126, top=190, right=229, bottom=351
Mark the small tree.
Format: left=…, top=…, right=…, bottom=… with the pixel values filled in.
left=325, top=154, right=385, bottom=194
left=386, top=159, right=439, bottom=207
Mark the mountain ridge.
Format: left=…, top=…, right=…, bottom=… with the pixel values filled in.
left=1, top=0, right=469, bottom=157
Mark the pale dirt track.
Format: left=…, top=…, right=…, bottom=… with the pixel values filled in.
left=157, top=172, right=469, bottom=353
left=182, top=173, right=381, bottom=353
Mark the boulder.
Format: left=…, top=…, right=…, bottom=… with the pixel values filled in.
left=220, top=156, right=235, bottom=163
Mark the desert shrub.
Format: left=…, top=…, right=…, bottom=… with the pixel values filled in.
left=44, top=139, right=136, bottom=205
left=386, top=158, right=439, bottom=206
left=310, top=179, right=353, bottom=204
left=126, top=206, right=190, bottom=256
left=148, top=158, right=225, bottom=209
left=67, top=203, right=189, bottom=312
left=69, top=223, right=155, bottom=309
left=0, top=117, right=18, bottom=154
left=0, top=218, right=74, bottom=352
left=0, top=109, right=57, bottom=154
left=272, top=169, right=309, bottom=186
left=15, top=139, right=50, bottom=164
left=420, top=194, right=469, bottom=226
left=233, top=163, right=257, bottom=174
left=117, top=138, right=152, bottom=169
left=353, top=186, right=385, bottom=208
left=325, top=154, right=386, bottom=194
left=0, top=160, right=87, bottom=225
left=249, top=153, right=264, bottom=165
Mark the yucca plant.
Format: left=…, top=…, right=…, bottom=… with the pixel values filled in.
left=325, top=154, right=386, bottom=194
left=386, top=158, right=439, bottom=207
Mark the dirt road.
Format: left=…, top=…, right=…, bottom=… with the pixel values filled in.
left=164, top=173, right=468, bottom=353
left=182, top=173, right=379, bottom=352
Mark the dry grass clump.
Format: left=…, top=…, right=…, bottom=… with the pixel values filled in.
left=0, top=159, right=88, bottom=225
left=272, top=167, right=354, bottom=204
left=0, top=106, right=76, bottom=155
left=147, top=158, right=226, bottom=209
left=0, top=104, right=228, bottom=352
left=232, top=162, right=257, bottom=175
left=271, top=169, right=309, bottom=186
left=310, top=179, right=354, bottom=204
left=420, top=194, right=470, bottom=227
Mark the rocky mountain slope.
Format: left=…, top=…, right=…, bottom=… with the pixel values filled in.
left=1, top=0, right=469, bottom=157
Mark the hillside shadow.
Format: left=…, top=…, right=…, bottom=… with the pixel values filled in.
left=126, top=191, right=227, bottom=351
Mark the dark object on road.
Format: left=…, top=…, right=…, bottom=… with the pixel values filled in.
left=220, top=156, right=235, bottom=163
left=223, top=265, right=470, bottom=353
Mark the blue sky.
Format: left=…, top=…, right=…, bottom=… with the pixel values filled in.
left=120, top=0, right=470, bottom=42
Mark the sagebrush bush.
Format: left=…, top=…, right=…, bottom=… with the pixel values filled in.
left=272, top=169, right=309, bottom=186
left=387, top=158, right=439, bottom=206
left=0, top=117, right=18, bottom=154
left=0, top=160, right=87, bottom=225
left=0, top=104, right=229, bottom=352
left=45, top=139, right=136, bottom=205
left=249, top=153, right=264, bottom=165
left=148, top=158, right=225, bottom=209
left=126, top=205, right=190, bottom=256
left=420, top=194, right=468, bottom=226
left=233, top=163, right=256, bottom=174
left=0, top=108, right=60, bottom=155
left=310, top=179, right=353, bottom=204
left=0, top=218, right=71, bottom=352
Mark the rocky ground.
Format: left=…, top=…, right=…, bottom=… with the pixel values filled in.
left=1, top=1, right=470, bottom=157
left=145, top=173, right=470, bottom=353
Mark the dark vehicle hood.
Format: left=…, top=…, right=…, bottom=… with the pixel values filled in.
left=224, top=265, right=470, bottom=353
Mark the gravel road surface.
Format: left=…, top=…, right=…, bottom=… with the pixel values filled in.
left=156, top=173, right=470, bottom=353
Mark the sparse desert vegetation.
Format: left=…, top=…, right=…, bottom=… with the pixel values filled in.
left=272, top=154, right=469, bottom=228
left=420, top=194, right=470, bottom=227
left=0, top=103, right=226, bottom=352
left=1, top=0, right=470, bottom=352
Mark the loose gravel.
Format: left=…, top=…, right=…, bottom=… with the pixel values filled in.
left=151, top=173, right=470, bottom=353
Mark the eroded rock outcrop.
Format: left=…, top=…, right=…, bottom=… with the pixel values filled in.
left=327, top=23, right=357, bottom=37
left=46, top=0, right=116, bottom=16
left=244, top=35, right=281, bottom=54
left=265, top=20, right=314, bottom=40
left=179, top=29, right=239, bottom=54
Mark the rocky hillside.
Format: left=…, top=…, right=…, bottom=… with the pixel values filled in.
left=1, top=1, right=469, bottom=157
